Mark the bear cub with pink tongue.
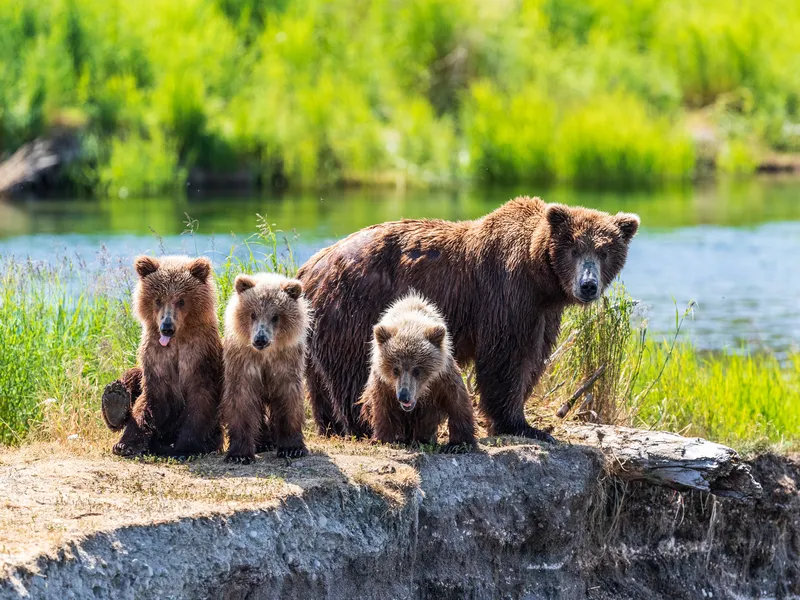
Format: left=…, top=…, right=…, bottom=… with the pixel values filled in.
left=110, top=255, right=223, bottom=458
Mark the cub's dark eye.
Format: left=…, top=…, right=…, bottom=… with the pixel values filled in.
left=177, top=298, right=185, bottom=308
left=411, top=367, right=421, bottom=378
left=251, top=312, right=257, bottom=321
left=392, top=367, right=401, bottom=377
left=571, top=248, right=580, bottom=258
left=272, top=315, right=279, bottom=325
left=598, top=250, right=608, bottom=260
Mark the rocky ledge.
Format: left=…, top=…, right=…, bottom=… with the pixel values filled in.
left=0, top=427, right=797, bottom=600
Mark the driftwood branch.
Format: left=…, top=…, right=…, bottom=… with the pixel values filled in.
left=565, top=424, right=762, bottom=501
left=556, top=364, right=606, bottom=418
left=0, top=133, right=80, bottom=198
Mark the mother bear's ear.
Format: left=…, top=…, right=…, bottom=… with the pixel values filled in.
left=546, top=204, right=572, bottom=232
left=614, top=213, right=640, bottom=243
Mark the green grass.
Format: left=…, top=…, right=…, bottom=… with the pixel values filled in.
left=0, top=255, right=138, bottom=444
left=2, top=0, right=800, bottom=193
left=536, top=289, right=800, bottom=452
left=634, top=344, right=800, bottom=451
left=0, top=225, right=798, bottom=451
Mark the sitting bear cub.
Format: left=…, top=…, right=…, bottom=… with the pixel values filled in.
left=359, top=292, right=476, bottom=452
left=221, top=273, right=310, bottom=463
left=106, top=255, right=223, bottom=458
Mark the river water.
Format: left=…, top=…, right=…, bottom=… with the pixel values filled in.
left=2, top=178, right=798, bottom=352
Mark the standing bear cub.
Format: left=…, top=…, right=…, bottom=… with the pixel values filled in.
left=106, top=255, right=223, bottom=458
left=359, top=292, right=476, bottom=452
left=298, top=196, right=639, bottom=441
left=221, top=273, right=309, bottom=463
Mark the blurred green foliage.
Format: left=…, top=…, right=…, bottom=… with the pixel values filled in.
left=1, top=0, right=799, bottom=193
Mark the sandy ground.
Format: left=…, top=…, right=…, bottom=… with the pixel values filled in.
left=0, top=438, right=425, bottom=569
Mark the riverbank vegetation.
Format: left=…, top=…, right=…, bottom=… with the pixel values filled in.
left=1, top=224, right=797, bottom=451
left=2, top=0, right=800, bottom=194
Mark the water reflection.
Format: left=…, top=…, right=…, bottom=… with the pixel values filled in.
left=2, top=178, right=799, bottom=351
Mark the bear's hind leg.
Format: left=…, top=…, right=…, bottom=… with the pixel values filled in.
left=101, top=367, right=143, bottom=431
left=307, top=362, right=346, bottom=437
left=112, top=394, right=153, bottom=457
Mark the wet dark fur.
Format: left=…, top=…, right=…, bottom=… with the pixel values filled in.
left=359, top=293, right=476, bottom=451
left=220, top=273, right=309, bottom=463
left=111, top=255, right=224, bottom=458
left=297, top=196, right=639, bottom=440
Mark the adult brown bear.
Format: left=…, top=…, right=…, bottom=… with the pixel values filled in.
left=297, top=196, right=639, bottom=441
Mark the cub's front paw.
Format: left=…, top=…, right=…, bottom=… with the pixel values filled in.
left=277, top=445, right=308, bottom=459
left=225, top=452, right=254, bottom=465
left=112, top=440, right=146, bottom=457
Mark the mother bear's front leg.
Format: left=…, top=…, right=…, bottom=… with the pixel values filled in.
left=474, top=339, right=555, bottom=443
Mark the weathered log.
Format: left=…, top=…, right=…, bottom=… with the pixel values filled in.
left=0, top=133, right=80, bottom=198
left=565, top=424, right=763, bottom=501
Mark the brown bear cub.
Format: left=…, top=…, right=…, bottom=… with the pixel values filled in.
left=105, top=255, right=223, bottom=458
left=220, top=273, right=309, bottom=463
left=359, top=292, right=476, bottom=452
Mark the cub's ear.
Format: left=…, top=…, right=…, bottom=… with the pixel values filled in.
left=187, top=256, right=212, bottom=282
left=374, top=324, right=397, bottom=345
left=134, top=256, right=159, bottom=279
left=546, top=204, right=572, bottom=231
left=234, top=274, right=256, bottom=295
left=281, top=279, right=303, bottom=300
left=425, top=324, right=447, bottom=348
left=615, top=212, right=640, bottom=243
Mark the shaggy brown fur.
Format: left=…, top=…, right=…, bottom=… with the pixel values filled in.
left=297, top=196, right=639, bottom=440
left=111, top=255, right=223, bottom=458
left=220, top=273, right=309, bottom=463
left=359, top=293, right=476, bottom=451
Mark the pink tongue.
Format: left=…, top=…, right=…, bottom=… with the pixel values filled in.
left=159, top=335, right=171, bottom=347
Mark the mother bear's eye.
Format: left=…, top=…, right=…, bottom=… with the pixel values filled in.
left=393, top=367, right=401, bottom=376
left=411, top=367, right=421, bottom=378
left=272, top=315, right=279, bottom=325
left=155, top=299, right=163, bottom=308
left=251, top=312, right=257, bottom=321
left=177, top=298, right=185, bottom=308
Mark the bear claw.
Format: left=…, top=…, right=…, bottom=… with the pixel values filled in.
left=225, top=454, right=253, bottom=465
left=101, top=380, right=132, bottom=431
left=277, top=446, right=308, bottom=459
left=519, top=426, right=556, bottom=444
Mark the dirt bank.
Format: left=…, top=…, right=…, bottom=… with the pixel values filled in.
left=0, top=433, right=797, bottom=599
